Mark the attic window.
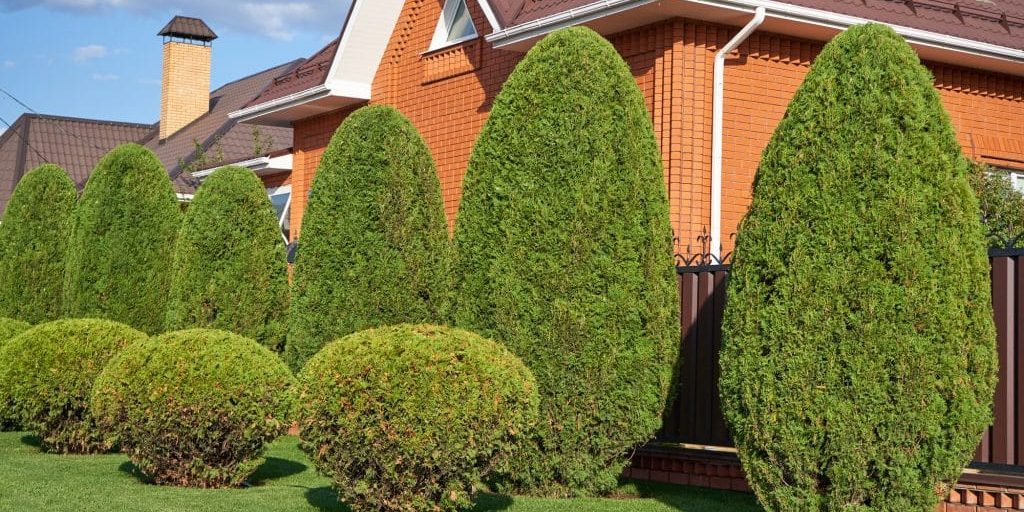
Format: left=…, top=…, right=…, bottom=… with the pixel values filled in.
left=428, top=0, right=478, bottom=51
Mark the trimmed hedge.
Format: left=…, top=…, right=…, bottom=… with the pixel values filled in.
left=0, top=317, right=32, bottom=431
left=295, top=324, right=539, bottom=512
left=452, top=27, right=679, bottom=496
left=286, top=105, right=451, bottom=371
left=63, top=144, right=181, bottom=334
left=91, top=329, right=294, bottom=488
left=0, top=164, right=77, bottom=324
left=165, top=166, right=289, bottom=350
left=0, top=319, right=146, bottom=453
left=970, top=161, right=1024, bottom=248
left=719, top=24, right=997, bottom=511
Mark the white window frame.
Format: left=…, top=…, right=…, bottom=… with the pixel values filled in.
left=427, top=0, right=478, bottom=52
left=267, top=184, right=292, bottom=244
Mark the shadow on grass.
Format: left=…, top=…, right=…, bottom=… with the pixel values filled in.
left=469, top=493, right=514, bottom=511
left=304, top=486, right=349, bottom=511
left=118, top=461, right=155, bottom=484
left=619, top=479, right=763, bottom=512
left=19, top=434, right=40, bottom=447
left=249, top=457, right=307, bottom=485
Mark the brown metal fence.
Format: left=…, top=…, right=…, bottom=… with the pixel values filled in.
left=658, top=250, right=1024, bottom=471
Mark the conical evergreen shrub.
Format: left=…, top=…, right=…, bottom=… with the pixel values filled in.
left=165, top=166, right=289, bottom=350
left=453, top=27, right=679, bottom=496
left=286, top=105, right=452, bottom=371
left=719, top=24, right=997, bottom=511
left=0, top=164, right=77, bottom=324
left=63, top=144, right=182, bottom=334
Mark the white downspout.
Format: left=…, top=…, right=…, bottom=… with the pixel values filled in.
left=711, top=6, right=766, bottom=260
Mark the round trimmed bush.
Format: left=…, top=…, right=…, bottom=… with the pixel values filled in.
left=0, top=164, right=77, bottom=324
left=165, top=166, right=289, bottom=350
left=453, top=26, right=679, bottom=495
left=91, top=329, right=295, bottom=488
left=719, top=24, right=997, bottom=511
left=0, top=319, right=146, bottom=452
left=63, top=143, right=181, bottom=334
left=286, top=105, right=452, bottom=371
left=295, top=324, right=539, bottom=512
left=0, top=317, right=32, bottom=431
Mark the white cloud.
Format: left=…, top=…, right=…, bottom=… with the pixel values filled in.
left=73, top=44, right=108, bottom=63
left=2, top=60, right=13, bottom=68
left=1, top=1, right=353, bottom=41
left=91, top=72, right=120, bottom=81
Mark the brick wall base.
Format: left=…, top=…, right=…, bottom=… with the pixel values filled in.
left=628, top=446, right=1024, bottom=511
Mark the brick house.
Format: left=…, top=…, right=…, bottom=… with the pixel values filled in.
left=232, top=0, right=1023, bottom=262
left=0, top=16, right=298, bottom=236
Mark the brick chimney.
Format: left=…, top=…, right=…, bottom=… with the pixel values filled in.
left=157, top=16, right=217, bottom=141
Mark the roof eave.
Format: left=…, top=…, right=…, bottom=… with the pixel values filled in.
left=485, top=0, right=1024, bottom=75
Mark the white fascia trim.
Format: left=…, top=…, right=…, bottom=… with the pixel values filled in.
left=476, top=0, right=503, bottom=32
left=228, top=85, right=332, bottom=123
left=191, top=157, right=272, bottom=180
left=176, top=193, right=195, bottom=202
left=486, top=0, right=1024, bottom=64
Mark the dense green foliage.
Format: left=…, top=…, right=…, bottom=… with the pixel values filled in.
left=969, top=161, right=1024, bottom=248
left=0, top=164, right=77, bottom=324
left=287, top=105, right=452, bottom=371
left=0, top=433, right=763, bottom=512
left=0, top=317, right=32, bottom=431
left=295, top=324, right=539, bottom=512
left=165, top=166, right=289, bottom=350
left=63, top=144, right=182, bottom=334
left=452, top=27, right=679, bottom=496
left=0, top=319, right=146, bottom=453
left=91, top=329, right=294, bottom=488
left=719, top=24, right=997, bottom=511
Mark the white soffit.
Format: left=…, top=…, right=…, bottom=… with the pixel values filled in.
left=325, top=0, right=406, bottom=94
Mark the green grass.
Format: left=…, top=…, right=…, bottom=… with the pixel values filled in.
left=0, top=432, right=762, bottom=511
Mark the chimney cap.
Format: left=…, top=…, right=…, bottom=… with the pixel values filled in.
left=158, top=16, right=218, bottom=43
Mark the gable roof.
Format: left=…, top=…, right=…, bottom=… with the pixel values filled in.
left=245, top=38, right=340, bottom=108
left=484, top=0, right=1024, bottom=51
left=0, top=114, right=152, bottom=211
left=145, top=59, right=303, bottom=192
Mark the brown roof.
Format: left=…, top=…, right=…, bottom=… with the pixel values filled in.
left=146, top=59, right=303, bottom=192
left=0, top=114, right=152, bottom=211
left=158, top=16, right=218, bottom=42
left=244, top=37, right=340, bottom=108
left=485, top=0, right=1024, bottom=50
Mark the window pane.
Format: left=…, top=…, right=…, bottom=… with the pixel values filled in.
left=269, top=192, right=291, bottom=241
left=446, top=1, right=476, bottom=41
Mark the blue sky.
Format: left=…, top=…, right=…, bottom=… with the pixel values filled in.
left=0, top=1, right=353, bottom=132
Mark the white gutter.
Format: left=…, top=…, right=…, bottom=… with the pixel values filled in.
left=711, top=6, right=765, bottom=260
left=229, top=85, right=332, bottom=123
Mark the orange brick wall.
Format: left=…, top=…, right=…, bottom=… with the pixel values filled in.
left=285, top=0, right=1024, bottom=256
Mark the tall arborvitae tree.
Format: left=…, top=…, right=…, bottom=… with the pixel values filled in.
left=0, top=164, right=77, bottom=324
left=453, top=27, right=679, bottom=496
left=165, top=166, right=289, bottom=350
left=286, top=105, right=452, bottom=371
left=63, top=144, right=182, bottom=334
left=719, top=24, right=997, bottom=511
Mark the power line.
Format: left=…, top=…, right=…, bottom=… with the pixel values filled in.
left=0, top=86, right=123, bottom=153
left=0, top=115, right=50, bottom=166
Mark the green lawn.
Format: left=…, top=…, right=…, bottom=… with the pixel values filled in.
left=0, top=432, right=762, bottom=512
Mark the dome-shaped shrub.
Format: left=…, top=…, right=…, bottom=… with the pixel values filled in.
left=63, top=144, right=181, bottom=334
left=286, top=105, right=452, bottom=371
left=91, top=329, right=294, bottom=488
left=453, top=26, right=679, bottom=495
left=0, top=317, right=32, bottom=431
left=165, top=166, right=289, bottom=350
left=719, top=24, right=996, bottom=511
left=295, top=324, right=539, bottom=512
left=0, top=319, right=146, bottom=452
left=0, top=164, right=77, bottom=324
